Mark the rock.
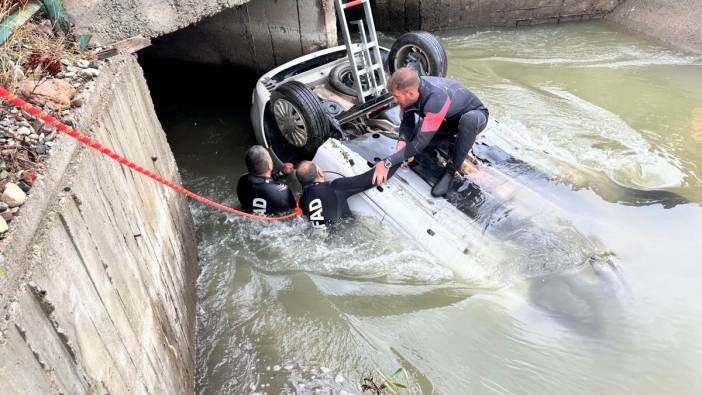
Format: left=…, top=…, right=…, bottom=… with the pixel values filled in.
left=17, top=181, right=30, bottom=193
left=0, top=202, right=8, bottom=212
left=36, top=23, right=54, bottom=38
left=64, top=71, right=76, bottom=78
left=35, top=145, right=48, bottom=155
left=10, top=207, right=18, bottom=214
left=20, top=79, right=77, bottom=110
left=1, top=210, right=11, bottom=223
left=71, top=97, right=83, bottom=107
left=60, top=58, right=71, bottom=66
left=89, top=60, right=100, bottom=69
left=29, top=134, right=38, bottom=140
left=335, top=373, right=345, bottom=383
left=79, top=68, right=99, bottom=79
left=17, top=126, right=31, bottom=135
left=1, top=183, right=27, bottom=207
left=0, top=217, right=7, bottom=234
left=20, top=170, right=37, bottom=186
left=12, top=65, right=24, bottom=81
left=76, top=59, right=90, bottom=68
left=66, top=65, right=79, bottom=73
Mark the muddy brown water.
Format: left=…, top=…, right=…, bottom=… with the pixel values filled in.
left=142, top=21, right=702, bottom=394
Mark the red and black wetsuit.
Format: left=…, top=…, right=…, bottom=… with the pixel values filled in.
left=236, top=173, right=296, bottom=215
left=386, top=76, right=489, bottom=171
left=300, top=165, right=400, bottom=228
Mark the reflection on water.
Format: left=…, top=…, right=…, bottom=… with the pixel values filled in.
left=439, top=23, right=702, bottom=201
left=142, top=22, right=702, bottom=394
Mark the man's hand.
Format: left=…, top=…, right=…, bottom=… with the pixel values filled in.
left=395, top=140, right=406, bottom=152
left=401, top=156, right=415, bottom=168
left=372, top=161, right=389, bottom=185
left=281, top=162, right=294, bottom=175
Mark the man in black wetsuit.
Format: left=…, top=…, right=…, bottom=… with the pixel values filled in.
left=371, top=67, right=489, bottom=197
left=297, top=160, right=399, bottom=228
left=236, top=145, right=296, bottom=215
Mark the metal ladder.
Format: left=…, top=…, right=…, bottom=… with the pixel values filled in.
left=334, top=0, right=388, bottom=103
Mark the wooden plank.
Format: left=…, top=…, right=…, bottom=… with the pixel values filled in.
left=96, top=35, right=151, bottom=60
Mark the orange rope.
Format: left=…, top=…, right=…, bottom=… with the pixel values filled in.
left=0, top=86, right=301, bottom=221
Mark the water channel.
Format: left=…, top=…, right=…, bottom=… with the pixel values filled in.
left=141, top=21, right=702, bottom=394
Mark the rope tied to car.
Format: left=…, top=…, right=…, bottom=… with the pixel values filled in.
left=0, top=86, right=302, bottom=221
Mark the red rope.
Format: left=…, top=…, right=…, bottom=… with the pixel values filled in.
left=0, top=86, right=302, bottom=221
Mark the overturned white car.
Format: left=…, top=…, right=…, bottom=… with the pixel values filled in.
left=248, top=28, right=617, bottom=283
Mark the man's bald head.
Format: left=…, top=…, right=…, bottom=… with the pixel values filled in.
left=296, top=160, right=321, bottom=185
left=387, top=67, right=420, bottom=93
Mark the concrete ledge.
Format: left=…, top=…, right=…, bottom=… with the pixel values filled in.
left=141, top=0, right=337, bottom=72
left=0, top=55, right=197, bottom=393
left=608, top=0, right=702, bottom=55
left=62, top=0, right=249, bottom=43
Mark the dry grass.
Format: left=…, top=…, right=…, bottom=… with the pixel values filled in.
left=0, top=0, right=79, bottom=91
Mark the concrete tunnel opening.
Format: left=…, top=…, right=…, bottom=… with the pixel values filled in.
left=136, top=0, right=338, bottom=176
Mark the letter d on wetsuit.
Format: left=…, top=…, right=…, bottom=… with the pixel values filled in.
left=300, top=165, right=400, bottom=228
left=236, top=173, right=296, bottom=215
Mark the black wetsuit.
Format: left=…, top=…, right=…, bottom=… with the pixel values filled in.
left=300, top=166, right=400, bottom=228
left=236, top=172, right=296, bottom=215
left=387, top=76, right=489, bottom=170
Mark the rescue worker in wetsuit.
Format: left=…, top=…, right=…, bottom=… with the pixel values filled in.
left=297, top=160, right=400, bottom=228
left=236, top=145, right=296, bottom=215
left=371, top=67, right=489, bottom=197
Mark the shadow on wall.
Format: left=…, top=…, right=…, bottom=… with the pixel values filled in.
left=137, top=55, right=258, bottom=122
left=136, top=0, right=335, bottom=73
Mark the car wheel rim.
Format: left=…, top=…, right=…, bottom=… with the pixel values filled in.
left=394, top=44, right=431, bottom=76
left=272, top=98, right=307, bottom=147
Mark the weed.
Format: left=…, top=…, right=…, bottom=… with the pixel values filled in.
left=1, top=1, right=79, bottom=90
left=361, top=367, right=413, bottom=395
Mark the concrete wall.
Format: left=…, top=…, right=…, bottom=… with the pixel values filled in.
left=608, top=0, right=702, bottom=55
left=63, top=0, right=249, bottom=43
left=372, top=0, right=625, bottom=31
left=0, top=56, right=198, bottom=394
left=140, top=0, right=337, bottom=72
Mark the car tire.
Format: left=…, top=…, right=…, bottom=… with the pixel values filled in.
left=329, top=63, right=365, bottom=97
left=270, top=81, right=330, bottom=156
left=388, top=31, right=447, bottom=77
